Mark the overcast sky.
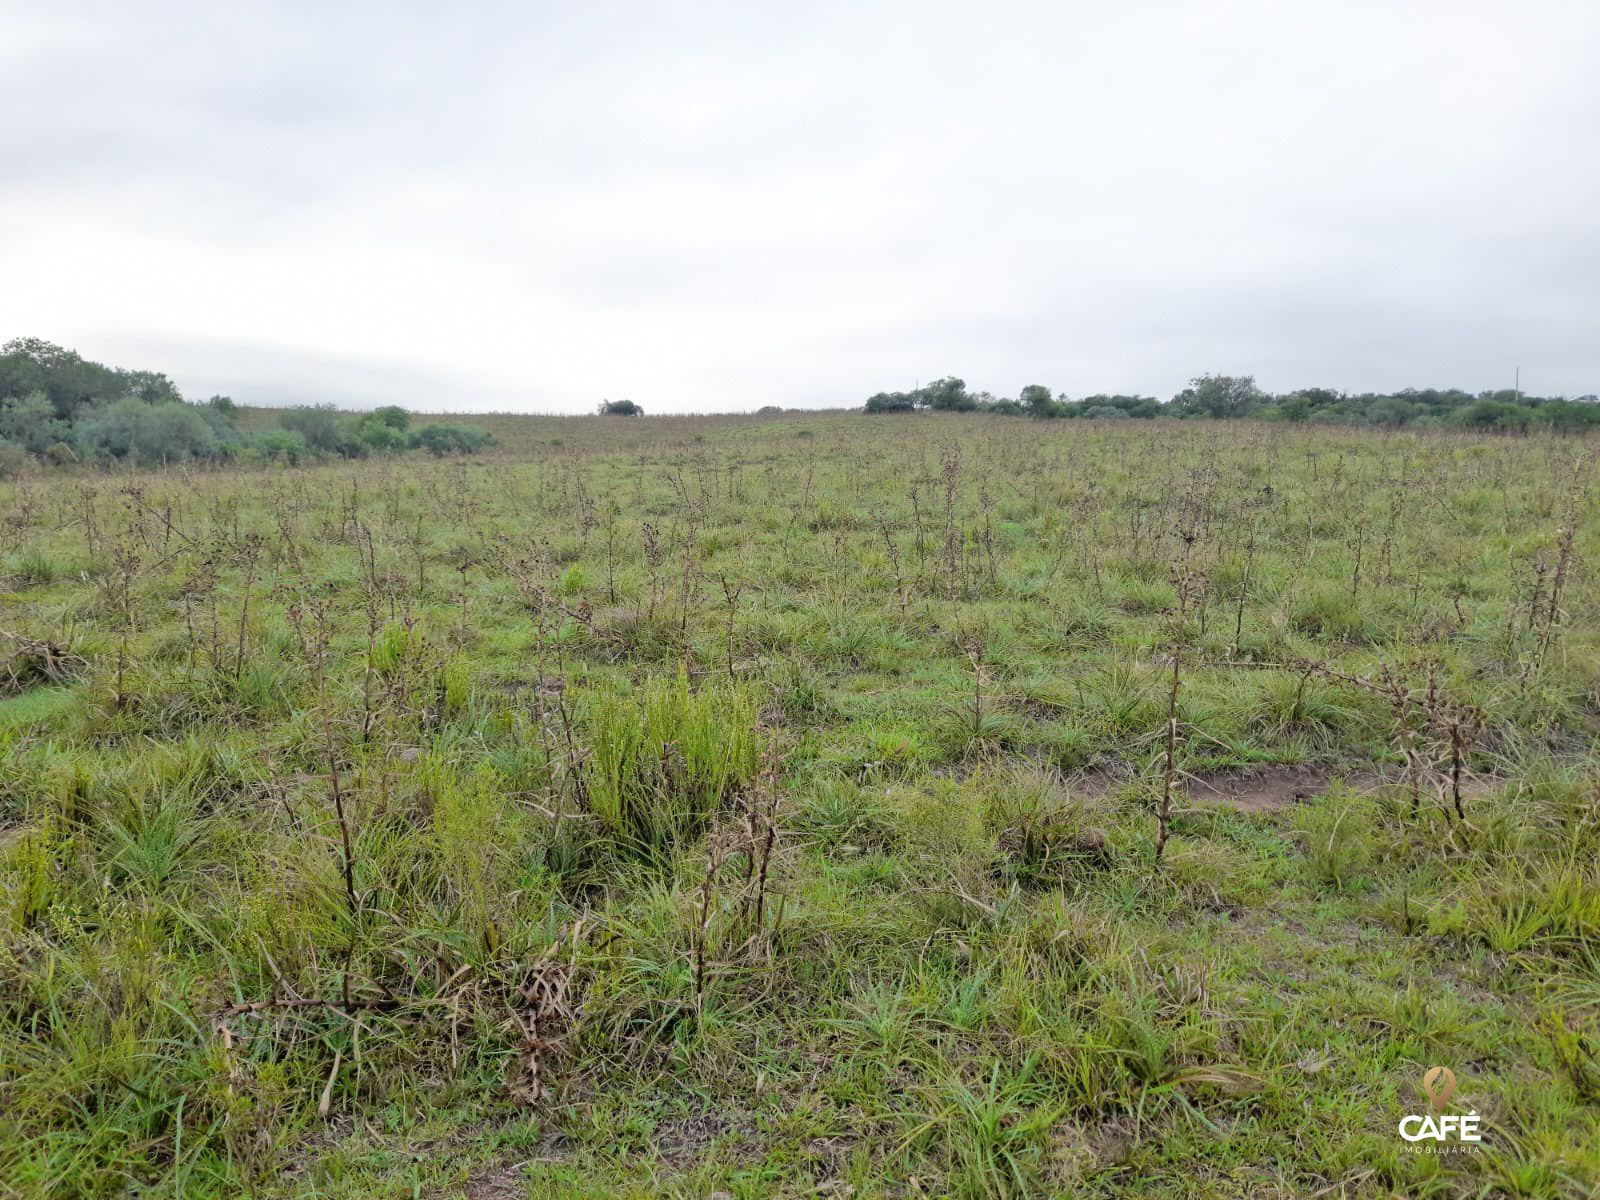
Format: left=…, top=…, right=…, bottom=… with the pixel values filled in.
left=3, top=1, right=1598, bottom=412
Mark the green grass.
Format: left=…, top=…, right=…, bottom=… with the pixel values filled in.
left=0, top=412, right=1598, bottom=1197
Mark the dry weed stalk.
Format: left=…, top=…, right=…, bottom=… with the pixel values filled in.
left=716, top=571, right=745, bottom=680
left=0, top=627, right=89, bottom=693
left=690, top=747, right=786, bottom=1014
left=287, top=589, right=363, bottom=1005
left=506, top=925, right=583, bottom=1109
left=874, top=508, right=910, bottom=620
left=1156, top=531, right=1203, bottom=864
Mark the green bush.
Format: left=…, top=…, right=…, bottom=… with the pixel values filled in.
left=250, top=428, right=307, bottom=464
left=74, top=398, right=219, bottom=463
left=412, top=423, right=495, bottom=455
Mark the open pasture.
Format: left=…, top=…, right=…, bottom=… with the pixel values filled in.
left=2, top=413, right=1598, bottom=1198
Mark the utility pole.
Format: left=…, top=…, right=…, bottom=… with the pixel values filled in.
left=1514, top=365, right=1520, bottom=404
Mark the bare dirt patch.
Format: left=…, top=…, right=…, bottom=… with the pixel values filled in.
left=462, top=1130, right=572, bottom=1200
left=464, top=1163, right=528, bottom=1200
left=1184, top=763, right=1507, bottom=814
left=1061, top=763, right=1132, bottom=799
left=1187, top=765, right=1334, bottom=813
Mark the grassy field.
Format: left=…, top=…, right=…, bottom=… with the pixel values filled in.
left=2, top=412, right=1598, bottom=1198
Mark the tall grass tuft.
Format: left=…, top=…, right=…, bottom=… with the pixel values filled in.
left=580, top=667, right=758, bottom=855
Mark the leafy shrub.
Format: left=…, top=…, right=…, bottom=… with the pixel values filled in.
left=0, top=439, right=26, bottom=478
left=75, top=398, right=218, bottom=463
left=276, top=405, right=348, bottom=454
left=250, top=428, right=307, bottom=464
left=0, top=390, right=69, bottom=452
left=412, top=423, right=495, bottom=455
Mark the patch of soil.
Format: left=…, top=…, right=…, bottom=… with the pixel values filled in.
left=463, top=1130, right=572, bottom=1200
left=653, top=1110, right=735, bottom=1166
left=1061, top=763, right=1130, bottom=799
left=464, top=1163, right=528, bottom=1200
left=1196, top=764, right=1504, bottom=825
left=1187, top=764, right=1333, bottom=813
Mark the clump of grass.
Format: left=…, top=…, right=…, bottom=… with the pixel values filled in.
left=101, top=792, right=204, bottom=890
left=1294, top=785, right=1377, bottom=891
left=2, top=816, right=60, bottom=929
left=899, top=1059, right=1065, bottom=1199
left=1290, top=587, right=1379, bottom=643
left=1431, top=859, right=1600, bottom=953
left=10, top=548, right=58, bottom=583
left=1111, top=574, right=1177, bottom=615
left=1039, top=593, right=1117, bottom=649
left=794, top=774, right=895, bottom=852
left=935, top=659, right=1023, bottom=760
left=984, top=765, right=1112, bottom=887
left=1034, top=721, right=1098, bottom=771
left=1083, top=657, right=1163, bottom=738
left=580, top=667, right=758, bottom=855
left=1231, top=668, right=1371, bottom=746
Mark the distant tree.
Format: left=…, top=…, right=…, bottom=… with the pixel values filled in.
left=1275, top=394, right=1310, bottom=421
left=1062, top=394, right=1162, bottom=420
left=1019, top=384, right=1055, bottom=417
left=1456, top=400, right=1531, bottom=432
left=1, top=337, right=79, bottom=370
left=353, top=419, right=409, bottom=453
left=920, top=377, right=977, bottom=411
left=1272, top=388, right=1339, bottom=422
left=0, top=337, right=125, bottom=418
left=864, top=391, right=917, bottom=413
left=146, top=404, right=219, bottom=458
left=1170, top=374, right=1267, bottom=418
left=350, top=406, right=411, bottom=453
left=72, top=400, right=144, bottom=460
left=117, top=369, right=184, bottom=406
left=598, top=399, right=642, bottom=416
left=1535, top=399, right=1600, bottom=431
left=1365, top=396, right=1419, bottom=426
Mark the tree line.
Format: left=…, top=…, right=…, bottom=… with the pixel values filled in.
left=864, top=374, right=1600, bottom=431
left=0, top=338, right=495, bottom=475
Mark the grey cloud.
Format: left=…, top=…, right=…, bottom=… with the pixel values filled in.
left=2, top=0, right=1597, bottom=411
